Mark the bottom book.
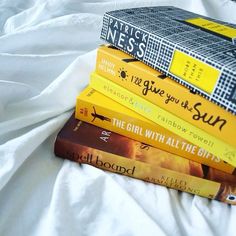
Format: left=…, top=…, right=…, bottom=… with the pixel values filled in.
left=54, top=114, right=236, bottom=205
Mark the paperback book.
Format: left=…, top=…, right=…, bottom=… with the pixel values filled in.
left=89, top=71, right=236, bottom=167
left=75, top=86, right=235, bottom=174
left=54, top=114, right=236, bottom=205
left=100, top=6, right=236, bottom=114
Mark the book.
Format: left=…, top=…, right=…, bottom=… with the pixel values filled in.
left=89, top=71, right=236, bottom=167
left=96, top=45, right=236, bottom=148
left=100, top=6, right=236, bottom=114
left=54, top=114, right=236, bottom=205
left=75, top=86, right=235, bottom=174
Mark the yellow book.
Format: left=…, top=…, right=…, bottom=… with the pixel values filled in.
left=54, top=114, right=236, bottom=205
left=89, top=72, right=236, bottom=167
left=75, top=86, right=235, bottom=174
left=96, top=45, right=236, bottom=148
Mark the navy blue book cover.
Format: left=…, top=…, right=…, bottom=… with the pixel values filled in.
left=100, top=6, right=236, bottom=114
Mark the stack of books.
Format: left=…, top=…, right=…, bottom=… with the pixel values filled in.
left=54, top=6, right=236, bottom=204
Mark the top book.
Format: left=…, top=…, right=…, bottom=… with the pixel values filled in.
left=100, top=6, right=236, bottom=114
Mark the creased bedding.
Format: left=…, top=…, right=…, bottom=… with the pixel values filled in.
left=0, top=0, right=236, bottom=236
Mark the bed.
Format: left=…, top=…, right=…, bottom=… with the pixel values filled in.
left=0, top=0, right=235, bottom=235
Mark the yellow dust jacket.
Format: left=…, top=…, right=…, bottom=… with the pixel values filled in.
left=96, top=45, right=236, bottom=148
left=89, top=72, right=236, bottom=168
left=75, top=86, right=235, bottom=174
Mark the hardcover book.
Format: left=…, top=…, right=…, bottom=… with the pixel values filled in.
left=96, top=45, right=236, bottom=148
left=75, top=86, right=235, bottom=174
left=54, top=114, right=236, bottom=205
left=89, top=71, right=236, bottom=167
left=96, top=46, right=236, bottom=146
left=100, top=6, right=236, bottom=114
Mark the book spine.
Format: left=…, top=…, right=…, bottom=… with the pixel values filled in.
left=100, top=14, right=236, bottom=114
left=75, top=89, right=235, bottom=174
left=54, top=136, right=235, bottom=205
left=89, top=72, right=236, bottom=167
left=96, top=46, right=236, bottom=148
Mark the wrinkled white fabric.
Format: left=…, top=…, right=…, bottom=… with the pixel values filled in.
left=0, top=0, right=235, bottom=236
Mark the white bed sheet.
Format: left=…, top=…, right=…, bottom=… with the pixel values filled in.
left=0, top=0, right=236, bottom=235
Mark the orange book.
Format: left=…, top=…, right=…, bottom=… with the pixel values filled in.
left=95, top=45, right=236, bottom=148
left=75, top=86, right=235, bottom=174
left=90, top=72, right=236, bottom=167
left=54, top=114, right=236, bottom=205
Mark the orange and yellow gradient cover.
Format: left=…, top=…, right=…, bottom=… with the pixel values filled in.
left=75, top=86, right=235, bottom=174
left=54, top=114, right=236, bottom=205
